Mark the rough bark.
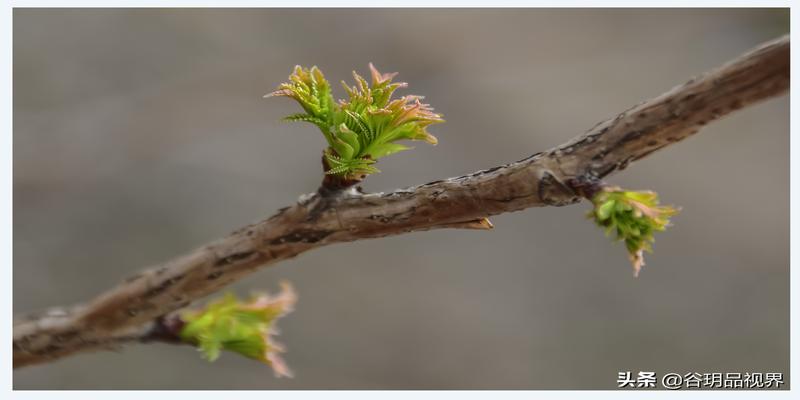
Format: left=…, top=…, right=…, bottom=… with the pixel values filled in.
left=13, top=35, right=790, bottom=368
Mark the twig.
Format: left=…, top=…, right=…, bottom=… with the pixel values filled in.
left=13, top=35, right=789, bottom=368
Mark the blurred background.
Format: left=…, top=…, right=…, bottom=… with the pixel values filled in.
left=13, top=9, right=789, bottom=389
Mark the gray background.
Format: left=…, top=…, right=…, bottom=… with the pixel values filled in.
left=13, top=9, right=789, bottom=389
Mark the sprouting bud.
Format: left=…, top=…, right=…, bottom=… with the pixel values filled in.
left=268, top=63, right=444, bottom=184
left=179, top=282, right=297, bottom=377
left=588, top=187, right=679, bottom=277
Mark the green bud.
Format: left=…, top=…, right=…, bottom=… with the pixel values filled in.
left=179, top=282, right=297, bottom=377
left=268, top=63, right=444, bottom=182
left=588, top=187, right=679, bottom=277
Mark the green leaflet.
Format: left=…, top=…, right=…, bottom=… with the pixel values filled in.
left=588, top=187, right=679, bottom=277
left=268, top=63, right=444, bottom=181
left=368, top=143, right=411, bottom=159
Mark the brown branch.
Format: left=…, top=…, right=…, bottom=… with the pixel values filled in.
left=13, top=35, right=789, bottom=368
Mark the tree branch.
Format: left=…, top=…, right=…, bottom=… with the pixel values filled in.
left=13, top=35, right=789, bottom=368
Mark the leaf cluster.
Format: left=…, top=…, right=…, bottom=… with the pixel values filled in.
left=267, top=64, right=444, bottom=181
left=179, top=282, right=296, bottom=377
left=588, top=188, right=679, bottom=276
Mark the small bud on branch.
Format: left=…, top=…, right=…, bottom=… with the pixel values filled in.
left=588, top=187, right=680, bottom=277
left=177, top=282, right=297, bottom=377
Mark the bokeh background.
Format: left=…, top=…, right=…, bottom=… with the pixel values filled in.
left=13, top=9, right=789, bottom=389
